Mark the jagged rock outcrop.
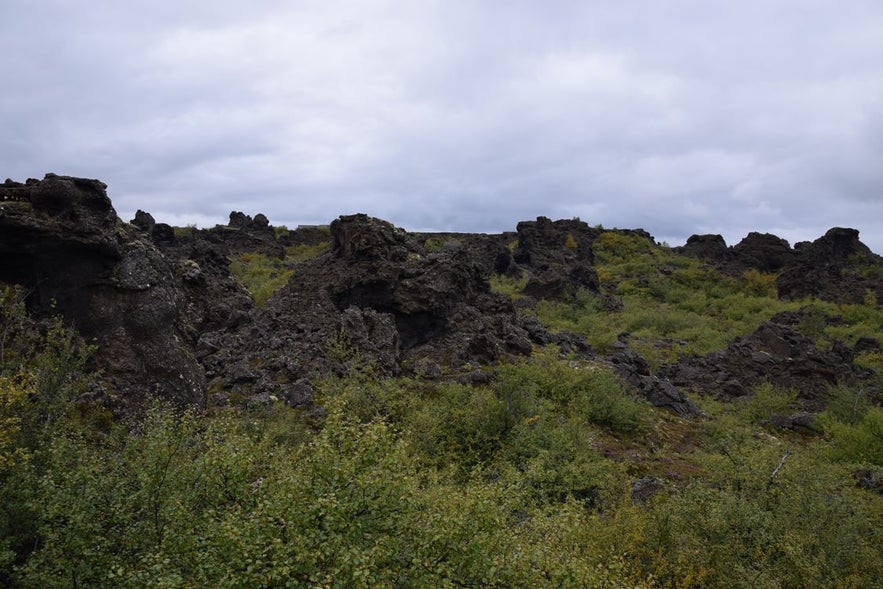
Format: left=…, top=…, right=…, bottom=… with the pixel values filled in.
left=607, top=349, right=700, bottom=416
left=198, top=211, right=285, bottom=259
left=4, top=174, right=877, bottom=419
left=511, top=217, right=600, bottom=299
left=659, top=321, right=873, bottom=409
left=0, top=174, right=205, bottom=406
left=680, top=234, right=730, bottom=265
left=196, top=214, right=549, bottom=404
left=777, top=227, right=883, bottom=304
left=680, top=227, right=882, bottom=305
left=679, top=232, right=795, bottom=274
left=416, top=232, right=516, bottom=277
left=731, top=232, right=794, bottom=273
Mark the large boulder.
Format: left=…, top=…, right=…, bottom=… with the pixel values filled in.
left=732, top=232, right=794, bottom=273
left=777, top=228, right=883, bottom=304
left=679, top=234, right=730, bottom=265
left=0, top=175, right=205, bottom=407
left=512, top=216, right=600, bottom=299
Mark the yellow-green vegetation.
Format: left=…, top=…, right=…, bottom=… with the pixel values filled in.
left=489, top=272, right=529, bottom=299
left=3, top=225, right=883, bottom=587
left=422, top=236, right=448, bottom=252
left=171, top=224, right=197, bottom=239
left=229, top=252, right=294, bottom=306
left=1, top=345, right=880, bottom=587
left=230, top=242, right=330, bottom=305
left=535, top=232, right=802, bottom=366
left=284, top=241, right=330, bottom=262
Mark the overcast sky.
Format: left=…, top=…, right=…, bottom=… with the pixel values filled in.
left=2, top=1, right=882, bottom=252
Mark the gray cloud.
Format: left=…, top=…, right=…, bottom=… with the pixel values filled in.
left=2, top=0, right=882, bottom=253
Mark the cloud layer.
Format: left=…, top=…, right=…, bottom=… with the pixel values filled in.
left=2, top=0, right=882, bottom=252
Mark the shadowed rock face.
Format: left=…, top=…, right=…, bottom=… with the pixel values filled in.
left=732, top=232, right=794, bottom=273
left=777, top=228, right=883, bottom=304
left=512, top=216, right=600, bottom=300
left=0, top=174, right=205, bottom=407
left=196, top=213, right=549, bottom=405
left=679, top=227, right=883, bottom=305
left=679, top=232, right=795, bottom=274
left=680, top=234, right=729, bottom=265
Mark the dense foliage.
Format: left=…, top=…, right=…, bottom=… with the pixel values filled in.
left=2, top=232, right=882, bottom=587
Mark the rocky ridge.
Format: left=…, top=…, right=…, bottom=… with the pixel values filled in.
left=2, top=175, right=880, bottom=420
left=679, top=227, right=883, bottom=304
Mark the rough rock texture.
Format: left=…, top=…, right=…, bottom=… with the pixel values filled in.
left=196, top=214, right=552, bottom=404
left=416, top=232, right=516, bottom=277
left=679, top=232, right=795, bottom=275
left=731, top=232, right=794, bottom=273
left=607, top=350, right=700, bottom=416
left=659, top=321, right=873, bottom=409
left=0, top=174, right=205, bottom=406
left=777, top=227, right=883, bottom=304
left=680, top=234, right=730, bottom=265
left=680, top=227, right=882, bottom=305
left=512, top=217, right=600, bottom=299
left=201, top=211, right=285, bottom=259
left=4, top=174, right=877, bottom=419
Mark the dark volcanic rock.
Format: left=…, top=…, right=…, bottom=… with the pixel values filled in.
left=732, top=232, right=794, bottom=273
left=0, top=175, right=205, bottom=406
left=659, top=321, right=873, bottom=409
left=608, top=350, right=700, bottom=416
left=680, top=234, right=730, bottom=264
left=131, top=209, right=156, bottom=233
left=680, top=232, right=795, bottom=275
left=679, top=227, right=882, bottom=305
left=777, top=227, right=883, bottom=304
left=198, top=214, right=558, bottom=400
left=201, top=211, right=284, bottom=258
left=513, top=216, right=600, bottom=299
left=416, top=231, right=517, bottom=277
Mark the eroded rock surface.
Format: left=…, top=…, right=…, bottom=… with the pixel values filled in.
left=2, top=174, right=876, bottom=419
left=0, top=174, right=204, bottom=406
left=659, top=321, right=873, bottom=409
left=511, top=217, right=600, bottom=300
left=679, top=227, right=883, bottom=305
left=197, top=214, right=548, bottom=403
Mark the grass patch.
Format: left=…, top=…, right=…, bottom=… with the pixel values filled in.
left=489, top=272, right=528, bottom=299
left=536, top=233, right=800, bottom=364
left=229, top=252, right=293, bottom=305
left=284, top=241, right=330, bottom=262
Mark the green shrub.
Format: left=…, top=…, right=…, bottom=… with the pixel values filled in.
left=742, top=268, right=778, bottom=297
left=739, top=382, right=798, bottom=423
left=495, top=353, right=644, bottom=433
left=411, top=383, right=514, bottom=471
left=824, top=382, right=873, bottom=425
left=822, top=406, right=883, bottom=466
